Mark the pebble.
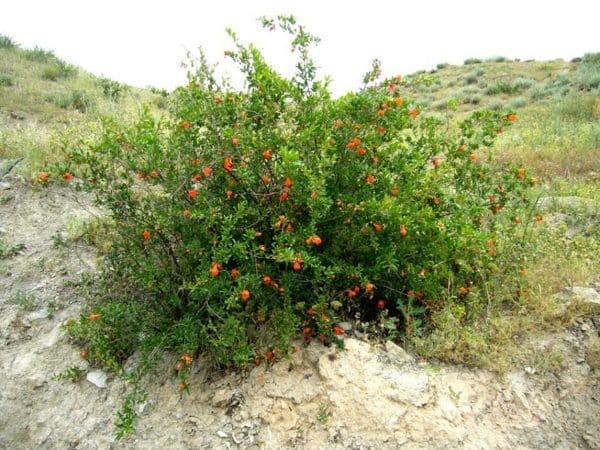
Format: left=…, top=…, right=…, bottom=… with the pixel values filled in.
left=0, top=182, right=11, bottom=190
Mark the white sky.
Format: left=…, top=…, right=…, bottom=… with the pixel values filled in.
left=2, top=0, right=599, bottom=95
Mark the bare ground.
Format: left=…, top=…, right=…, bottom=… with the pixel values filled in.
left=1, top=177, right=599, bottom=450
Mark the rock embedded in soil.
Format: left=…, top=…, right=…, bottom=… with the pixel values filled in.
left=86, top=370, right=108, bottom=388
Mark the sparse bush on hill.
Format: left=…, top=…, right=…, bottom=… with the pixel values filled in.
left=98, top=77, right=126, bottom=100
left=487, top=100, right=504, bottom=110
left=557, top=93, right=599, bottom=122
left=41, top=60, right=78, bottom=81
left=0, top=34, right=17, bottom=49
left=574, top=53, right=600, bottom=90
left=436, top=62, right=449, bottom=70
left=24, top=46, right=58, bottom=62
left=512, top=77, right=535, bottom=90
left=49, top=89, right=94, bottom=112
left=464, top=57, right=482, bottom=65
left=509, top=97, right=527, bottom=109
left=0, top=73, right=14, bottom=86
left=485, top=81, right=520, bottom=95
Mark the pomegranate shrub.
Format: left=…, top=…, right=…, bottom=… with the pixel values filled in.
left=56, top=15, right=533, bottom=433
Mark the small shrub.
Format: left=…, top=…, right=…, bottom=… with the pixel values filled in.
left=24, top=46, right=57, bottom=62
left=432, top=99, right=449, bottom=111
left=436, top=63, right=449, bottom=70
left=0, top=73, right=14, bottom=86
left=149, top=86, right=169, bottom=97
left=464, top=73, right=479, bottom=85
left=570, top=57, right=582, bottom=63
left=591, top=124, right=600, bottom=149
left=53, top=366, right=85, bottom=382
left=41, top=60, right=78, bottom=81
left=512, top=77, right=535, bottom=90
left=8, top=290, right=38, bottom=311
left=556, top=94, right=599, bottom=122
left=70, top=90, right=93, bottom=112
left=0, top=239, right=25, bottom=258
left=489, top=56, right=508, bottom=63
left=485, top=81, right=519, bottom=95
left=529, top=85, right=546, bottom=101
left=0, top=34, right=17, bottom=49
left=467, top=94, right=482, bottom=105
left=49, top=89, right=94, bottom=112
left=458, top=87, right=482, bottom=105
left=464, top=58, right=482, bottom=65
left=49, top=92, right=73, bottom=109
left=582, top=52, right=600, bottom=65
left=487, top=100, right=504, bottom=110
left=98, top=77, right=126, bottom=100
left=152, top=96, right=169, bottom=110
left=574, top=53, right=600, bottom=90
left=509, top=97, right=527, bottom=109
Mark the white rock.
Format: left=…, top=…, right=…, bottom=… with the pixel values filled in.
left=384, top=341, right=414, bottom=365
left=216, top=430, right=228, bottom=438
left=560, top=287, right=600, bottom=307
left=338, top=322, right=353, bottom=332
left=86, top=370, right=108, bottom=388
left=40, top=325, right=61, bottom=348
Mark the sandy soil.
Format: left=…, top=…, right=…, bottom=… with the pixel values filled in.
left=1, top=175, right=599, bottom=450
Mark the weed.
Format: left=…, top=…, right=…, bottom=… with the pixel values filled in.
left=98, top=77, right=126, bottom=101
left=574, top=53, right=600, bottom=90
left=0, top=239, right=25, bottom=258
left=41, top=60, right=78, bottom=81
left=464, top=72, right=479, bottom=85
left=53, top=366, right=85, bottom=382
left=24, top=46, right=57, bottom=63
left=512, top=77, right=535, bottom=90
left=556, top=94, right=599, bottom=122
left=316, top=402, right=330, bottom=424
left=530, top=85, right=547, bottom=101
left=115, top=381, right=148, bottom=439
left=0, top=34, right=18, bottom=49
left=487, top=100, right=504, bottom=111
left=509, top=97, right=527, bottom=109
left=7, top=290, right=38, bottom=310
left=485, top=81, right=520, bottom=95
left=448, top=385, right=461, bottom=402
left=0, top=73, right=14, bottom=86
left=49, top=90, right=94, bottom=113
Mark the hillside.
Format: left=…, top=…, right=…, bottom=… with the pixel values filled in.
left=1, top=35, right=599, bottom=449
left=0, top=34, right=167, bottom=176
